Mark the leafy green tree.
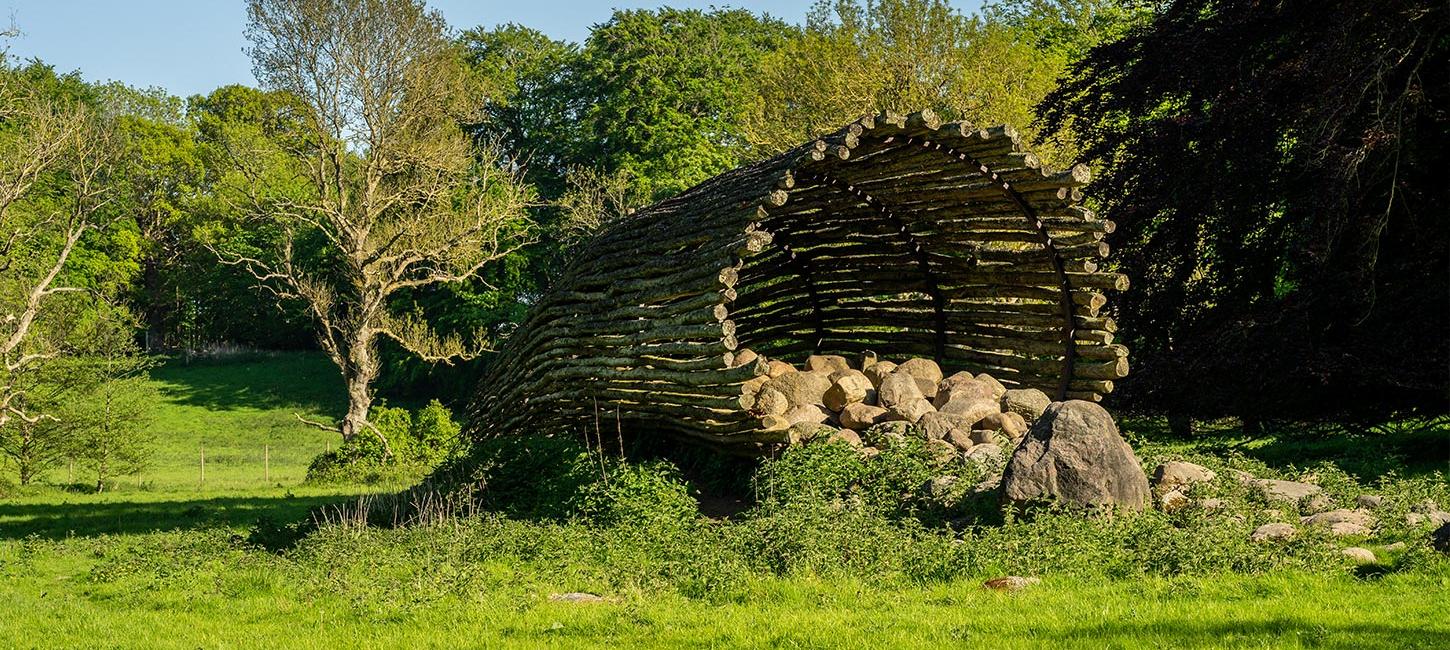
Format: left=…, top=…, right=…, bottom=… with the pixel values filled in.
left=1036, top=0, right=1448, bottom=423
left=67, top=311, right=157, bottom=492
left=217, top=0, right=534, bottom=446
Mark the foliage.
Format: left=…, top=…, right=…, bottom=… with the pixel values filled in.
left=305, top=400, right=461, bottom=484
left=741, top=0, right=1144, bottom=165
left=65, top=312, right=160, bottom=491
left=1036, top=0, right=1450, bottom=421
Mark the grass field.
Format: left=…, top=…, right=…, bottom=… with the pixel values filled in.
left=1, top=354, right=1446, bottom=649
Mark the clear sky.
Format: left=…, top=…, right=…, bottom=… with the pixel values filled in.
left=3, top=0, right=984, bottom=99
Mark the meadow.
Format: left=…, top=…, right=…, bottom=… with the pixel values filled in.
left=1, top=354, right=1446, bottom=649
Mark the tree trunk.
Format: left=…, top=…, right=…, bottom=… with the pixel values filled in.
left=1168, top=413, right=1194, bottom=439
left=338, top=336, right=378, bottom=443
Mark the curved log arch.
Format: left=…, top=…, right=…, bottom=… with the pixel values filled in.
left=467, top=110, right=1129, bottom=453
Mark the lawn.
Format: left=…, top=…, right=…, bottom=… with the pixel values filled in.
left=0, top=353, right=1446, bottom=649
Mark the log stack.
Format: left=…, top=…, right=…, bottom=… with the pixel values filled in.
left=467, top=110, right=1129, bottom=454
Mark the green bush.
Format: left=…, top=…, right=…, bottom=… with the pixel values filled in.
left=576, top=460, right=698, bottom=529
left=305, top=401, right=462, bottom=484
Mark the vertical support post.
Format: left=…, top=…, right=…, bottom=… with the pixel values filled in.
left=264, top=444, right=270, bottom=483
left=199, top=442, right=205, bottom=487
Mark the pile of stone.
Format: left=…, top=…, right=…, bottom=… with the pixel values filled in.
left=736, top=350, right=1053, bottom=457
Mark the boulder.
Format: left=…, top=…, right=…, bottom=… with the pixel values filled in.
left=827, top=428, right=863, bottom=448
left=977, top=411, right=1028, bottom=439
left=936, top=373, right=994, bottom=407
left=1328, top=521, right=1371, bottom=537
left=752, top=387, right=790, bottom=416
left=945, top=428, right=975, bottom=452
left=1250, top=522, right=1296, bottom=542
left=730, top=348, right=759, bottom=368
left=862, top=361, right=898, bottom=389
left=1340, top=547, right=1377, bottom=564
left=784, top=404, right=831, bottom=427
left=877, top=372, right=924, bottom=408
left=1253, top=478, right=1323, bottom=504
left=924, top=475, right=960, bottom=501
left=963, top=443, right=1006, bottom=472
left=764, top=371, right=832, bottom=408
left=1355, top=494, right=1385, bottom=510
left=1000, top=400, right=1150, bottom=511
left=863, top=421, right=915, bottom=447
left=787, top=422, right=835, bottom=444
left=1301, top=509, right=1377, bottom=530
left=1302, top=493, right=1333, bottom=515
left=938, top=397, right=1000, bottom=425
left=896, top=358, right=944, bottom=399
left=1200, top=498, right=1224, bottom=512
left=970, top=429, right=1003, bottom=446
left=886, top=397, right=934, bottom=424
left=925, top=439, right=958, bottom=465
left=839, top=402, right=889, bottom=430
left=766, top=359, right=796, bottom=378
left=804, top=354, right=851, bottom=373
left=1151, top=461, right=1217, bottom=490
left=918, top=412, right=970, bottom=440
left=823, top=372, right=875, bottom=411
left=550, top=592, right=606, bottom=603
left=1000, top=388, right=1051, bottom=422
left=975, top=373, right=1007, bottom=399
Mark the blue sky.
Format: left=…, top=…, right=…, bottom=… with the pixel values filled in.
left=3, top=0, right=984, bottom=99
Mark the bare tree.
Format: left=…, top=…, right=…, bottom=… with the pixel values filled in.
left=0, top=61, right=122, bottom=432
left=218, top=0, right=534, bottom=446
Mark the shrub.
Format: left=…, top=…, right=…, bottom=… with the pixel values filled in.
left=751, top=436, right=943, bottom=517
left=576, top=460, right=698, bottom=529
left=305, top=401, right=462, bottom=484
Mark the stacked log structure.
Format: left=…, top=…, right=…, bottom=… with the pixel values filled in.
left=467, top=110, right=1130, bottom=453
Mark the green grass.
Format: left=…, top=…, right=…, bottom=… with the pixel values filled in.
left=1, top=353, right=1447, bottom=648
left=0, top=527, right=1445, bottom=649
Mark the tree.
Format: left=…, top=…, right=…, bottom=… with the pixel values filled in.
left=1036, top=0, right=1449, bottom=421
left=0, top=57, right=125, bottom=431
left=741, top=0, right=1140, bottom=164
left=67, top=311, right=157, bottom=492
left=216, top=0, right=534, bottom=446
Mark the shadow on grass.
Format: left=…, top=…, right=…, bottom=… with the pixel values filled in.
left=1051, top=619, right=1448, bottom=648
left=150, top=352, right=346, bottom=413
left=0, top=492, right=365, bottom=540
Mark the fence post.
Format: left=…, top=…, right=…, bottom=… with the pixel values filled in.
left=199, top=442, right=205, bottom=487
left=264, top=444, right=270, bottom=483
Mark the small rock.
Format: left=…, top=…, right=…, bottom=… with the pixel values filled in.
left=977, top=411, right=1028, bottom=439
left=1302, top=493, right=1333, bottom=515
left=863, top=421, right=914, bottom=447
left=823, top=372, right=875, bottom=411
left=938, top=397, right=1000, bottom=425
left=1254, top=479, right=1323, bottom=504
left=549, top=592, right=605, bottom=603
left=1151, top=461, right=1217, bottom=490
left=766, top=359, right=796, bottom=377
left=862, top=360, right=898, bottom=389
left=1200, top=498, right=1224, bottom=512
left=896, top=358, right=944, bottom=399
left=936, top=373, right=994, bottom=407
left=969, top=429, right=1002, bottom=446
left=877, top=372, right=924, bottom=408
left=1158, top=490, right=1190, bottom=513
left=886, top=397, right=935, bottom=424
left=858, top=447, right=881, bottom=460
left=983, top=576, right=1039, bottom=591
left=1355, top=494, right=1385, bottom=510
left=924, top=475, right=959, bottom=500
left=783, top=404, right=831, bottom=427
left=1431, top=511, right=1450, bottom=527
left=1406, top=513, right=1427, bottom=527
left=764, top=371, right=832, bottom=408
left=975, top=373, right=1007, bottom=399
left=787, top=422, right=836, bottom=445
left=1301, top=509, right=1377, bottom=530
left=945, top=428, right=975, bottom=452
left=963, top=443, right=1005, bottom=472
left=1340, top=547, right=1377, bottom=564
left=925, top=439, right=958, bottom=465
left=1000, top=388, right=1051, bottom=422
left=1328, top=521, right=1371, bottom=537
left=1381, top=541, right=1406, bottom=552
left=918, top=412, right=970, bottom=440
left=840, top=402, right=889, bottom=431
left=827, top=428, right=863, bottom=448
left=1250, top=522, right=1296, bottom=542
left=752, top=387, right=789, bottom=416
left=804, top=354, right=851, bottom=373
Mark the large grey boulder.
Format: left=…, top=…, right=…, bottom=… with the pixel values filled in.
left=1000, top=400, right=1150, bottom=511
left=1151, top=461, right=1217, bottom=490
